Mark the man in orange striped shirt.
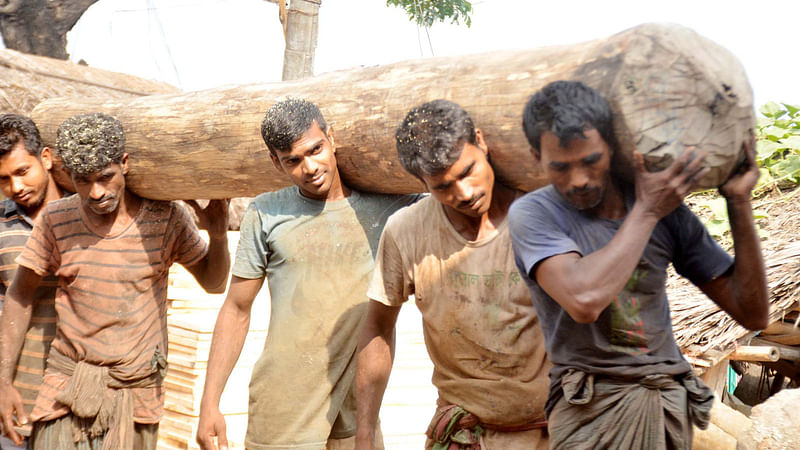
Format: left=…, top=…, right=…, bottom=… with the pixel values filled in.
left=0, top=113, right=231, bottom=449
left=0, top=114, right=65, bottom=450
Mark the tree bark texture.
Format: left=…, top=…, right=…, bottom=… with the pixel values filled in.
left=0, top=0, right=98, bottom=60
left=31, top=23, right=755, bottom=200
left=0, top=48, right=178, bottom=115
left=282, top=0, right=319, bottom=81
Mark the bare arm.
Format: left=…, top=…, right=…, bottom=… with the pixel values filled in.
left=196, top=275, right=263, bottom=450
left=698, top=138, right=769, bottom=330
left=184, top=200, right=231, bottom=294
left=355, top=300, right=400, bottom=449
left=0, top=266, right=42, bottom=445
left=536, top=149, right=709, bottom=323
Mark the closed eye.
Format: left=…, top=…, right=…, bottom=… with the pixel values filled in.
left=582, top=153, right=602, bottom=166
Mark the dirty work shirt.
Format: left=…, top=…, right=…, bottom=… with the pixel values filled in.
left=16, top=195, right=208, bottom=423
left=368, top=195, right=551, bottom=429
left=508, top=184, right=732, bottom=415
left=0, top=199, right=58, bottom=427
left=233, top=187, right=418, bottom=449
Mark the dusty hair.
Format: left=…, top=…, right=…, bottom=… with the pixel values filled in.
left=260, top=98, right=328, bottom=154
left=395, top=99, right=477, bottom=179
left=522, top=80, right=619, bottom=153
left=0, top=114, right=43, bottom=158
left=56, top=113, right=126, bottom=176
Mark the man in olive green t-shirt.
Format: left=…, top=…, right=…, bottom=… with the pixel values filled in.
left=197, top=98, right=418, bottom=450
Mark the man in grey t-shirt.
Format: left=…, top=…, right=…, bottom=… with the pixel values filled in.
left=196, top=99, right=418, bottom=450
left=508, top=81, right=768, bottom=449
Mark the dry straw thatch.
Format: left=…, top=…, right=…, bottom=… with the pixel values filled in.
left=0, top=48, right=176, bottom=116
left=670, top=189, right=800, bottom=364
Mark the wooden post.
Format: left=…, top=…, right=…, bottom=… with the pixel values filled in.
left=730, top=345, right=779, bottom=362
left=752, top=337, right=800, bottom=362
left=31, top=23, right=754, bottom=200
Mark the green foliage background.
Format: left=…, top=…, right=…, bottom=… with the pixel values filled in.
left=755, top=102, right=800, bottom=191
left=386, top=0, right=473, bottom=27
left=692, top=102, right=800, bottom=245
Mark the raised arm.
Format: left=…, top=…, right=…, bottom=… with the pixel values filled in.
left=698, top=138, right=769, bottom=330
left=185, top=199, right=231, bottom=294
left=355, top=300, right=401, bottom=449
left=535, top=149, right=708, bottom=323
left=0, top=266, right=42, bottom=445
left=196, top=275, right=263, bottom=450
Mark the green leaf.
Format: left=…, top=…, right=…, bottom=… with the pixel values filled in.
left=782, top=103, right=800, bottom=116
left=773, top=155, right=800, bottom=183
left=764, top=126, right=790, bottom=140
left=783, top=135, right=800, bottom=150
left=707, top=197, right=729, bottom=220
left=760, top=101, right=786, bottom=119
left=756, top=140, right=783, bottom=160
left=706, top=218, right=730, bottom=239
left=755, top=168, right=774, bottom=190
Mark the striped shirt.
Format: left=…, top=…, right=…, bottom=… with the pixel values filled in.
left=0, top=199, right=58, bottom=421
left=16, top=195, right=208, bottom=423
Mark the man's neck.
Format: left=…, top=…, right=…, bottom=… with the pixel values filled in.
left=443, top=182, right=516, bottom=241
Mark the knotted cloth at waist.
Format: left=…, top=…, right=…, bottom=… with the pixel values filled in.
left=426, top=401, right=547, bottom=450
left=47, top=347, right=165, bottom=450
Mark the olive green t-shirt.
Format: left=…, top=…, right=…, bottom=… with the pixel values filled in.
left=233, top=187, right=418, bottom=449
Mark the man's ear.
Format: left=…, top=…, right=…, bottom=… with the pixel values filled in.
left=531, top=147, right=541, bottom=163
left=475, top=129, right=488, bottom=155
left=326, top=126, right=336, bottom=153
left=40, top=147, right=53, bottom=171
left=120, top=153, right=129, bottom=175
left=269, top=151, right=285, bottom=174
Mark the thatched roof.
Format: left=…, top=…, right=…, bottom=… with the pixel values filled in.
left=0, top=48, right=177, bottom=115
left=671, top=189, right=800, bottom=368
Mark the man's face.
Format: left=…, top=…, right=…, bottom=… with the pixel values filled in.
left=0, top=143, right=51, bottom=214
left=270, top=121, right=339, bottom=200
left=420, top=135, right=495, bottom=218
left=72, top=155, right=128, bottom=216
left=537, top=128, right=611, bottom=211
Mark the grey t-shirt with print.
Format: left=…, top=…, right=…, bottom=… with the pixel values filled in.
left=508, top=184, right=732, bottom=414
left=233, top=186, right=419, bottom=449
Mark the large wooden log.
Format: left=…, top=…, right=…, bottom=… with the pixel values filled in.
left=31, top=23, right=754, bottom=200
left=0, top=48, right=177, bottom=116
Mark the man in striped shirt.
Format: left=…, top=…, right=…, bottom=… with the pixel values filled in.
left=0, top=114, right=65, bottom=450
left=0, top=113, right=231, bottom=449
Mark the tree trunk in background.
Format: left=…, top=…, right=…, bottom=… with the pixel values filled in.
left=282, top=0, right=320, bottom=81
left=31, top=24, right=755, bottom=201
left=0, top=0, right=98, bottom=59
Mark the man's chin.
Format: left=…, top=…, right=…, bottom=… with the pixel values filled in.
left=300, top=182, right=331, bottom=199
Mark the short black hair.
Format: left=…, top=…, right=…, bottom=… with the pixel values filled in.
left=260, top=98, right=328, bottom=155
left=522, top=80, right=619, bottom=153
left=0, top=114, right=43, bottom=158
left=395, top=99, right=477, bottom=179
left=56, top=113, right=126, bottom=177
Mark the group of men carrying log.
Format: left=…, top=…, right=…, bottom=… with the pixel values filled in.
left=0, top=79, right=768, bottom=450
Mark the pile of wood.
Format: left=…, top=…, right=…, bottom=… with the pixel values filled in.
left=158, top=231, right=269, bottom=450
